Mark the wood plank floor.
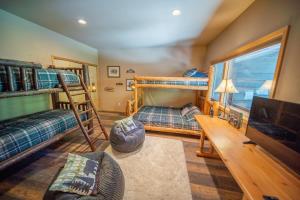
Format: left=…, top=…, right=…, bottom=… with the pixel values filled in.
left=0, top=112, right=242, bottom=200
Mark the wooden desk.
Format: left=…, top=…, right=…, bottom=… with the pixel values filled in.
left=195, top=115, right=300, bottom=200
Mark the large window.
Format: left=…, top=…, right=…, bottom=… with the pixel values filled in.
left=227, top=43, right=281, bottom=110
left=211, top=62, right=224, bottom=101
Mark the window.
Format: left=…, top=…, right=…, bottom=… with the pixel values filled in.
left=211, top=62, right=224, bottom=101
left=227, top=43, right=281, bottom=110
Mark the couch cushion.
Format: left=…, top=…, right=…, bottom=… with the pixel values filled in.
left=49, top=153, right=99, bottom=196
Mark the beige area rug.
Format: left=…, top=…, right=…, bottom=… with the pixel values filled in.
left=105, top=136, right=192, bottom=200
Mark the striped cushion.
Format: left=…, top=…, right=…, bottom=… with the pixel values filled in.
left=0, top=109, right=84, bottom=162
left=133, top=106, right=201, bottom=131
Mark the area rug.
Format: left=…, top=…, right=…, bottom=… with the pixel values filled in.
left=105, top=136, right=192, bottom=200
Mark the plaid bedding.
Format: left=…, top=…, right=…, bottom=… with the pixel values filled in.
left=0, top=67, right=79, bottom=92
left=133, top=106, right=201, bottom=131
left=138, top=80, right=208, bottom=87
left=0, top=109, right=84, bottom=162
left=37, top=69, right=79, bottom=89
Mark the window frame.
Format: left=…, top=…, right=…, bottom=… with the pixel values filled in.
left=208, top=26, right=290, bottom=114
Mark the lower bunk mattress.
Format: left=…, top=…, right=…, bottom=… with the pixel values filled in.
left=133, top=106, right=201, bottom=131
left=0, top=109, right=82, bottom=162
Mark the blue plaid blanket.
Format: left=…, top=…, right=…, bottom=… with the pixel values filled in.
left=0, top=68, right=79, bottom=92
left=133, top=106, right=201, bottom=131
left=37, top=69, right=79, bottom=89
left=138, top=80, right=208, bottom=87
left=0, top=109, right=83, bottom=162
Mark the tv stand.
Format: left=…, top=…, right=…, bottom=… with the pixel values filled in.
left=243, top=140, right=256, bottom=145
left=195, top=115, right=300, bottom=200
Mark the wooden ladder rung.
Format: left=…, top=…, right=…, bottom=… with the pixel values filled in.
left=82, top=116, right=96, bottom=125
left=74, top=100, right=91, bottom=105
left=68, top=87, right=83, bottom=91
left=86, top=124, right=100, bottom=133
left=67, top=83, right=82, bottom=87
left=79, top=109, right=93, bottom=115
left=71, top=92, right=87, bottom=96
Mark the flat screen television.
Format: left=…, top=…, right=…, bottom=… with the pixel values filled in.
left=246, top=96, right=300, bottom=175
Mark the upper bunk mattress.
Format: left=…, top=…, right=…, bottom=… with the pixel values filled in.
left=137, top=80, right=208, bottom=87
left=0, top=67, right=79, bottom=92
left=0, top=109, right=81, bottom=162
left=133, top=106, right=201, bottom=131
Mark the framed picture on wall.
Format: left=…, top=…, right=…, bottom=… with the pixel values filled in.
left=126, top=79, right=134, bottom=91
left=107, top=66, right=120, bottom=78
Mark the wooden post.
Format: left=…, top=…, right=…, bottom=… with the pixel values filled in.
left=134, top=79, right=138, bottom=112
left=82, top=64, right=90, bottom=85
left=5, top=66, right=13, bottom=91
left=51, top=93, right=59, bottom=109
left=33, top=68, right=39, bottom=90
left=20, top=67, right=26, bottom=91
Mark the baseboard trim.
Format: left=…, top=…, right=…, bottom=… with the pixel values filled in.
left=99, top=110, right=125, bottom=115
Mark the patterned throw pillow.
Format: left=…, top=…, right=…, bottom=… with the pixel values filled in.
left=183, top=68, right=208, bottom=78
left=181, top=107, right=191, bottom=117
left=49, top=153, right=99, bottom=196
left=115, top=116, right=137, bottom=133
left=181, top=102, right=193, bottom=116
left=185, top=106, right=201, bottom=122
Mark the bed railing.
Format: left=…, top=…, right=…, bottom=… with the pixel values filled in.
left=134, top=76, right=209, bottom=90
left=0, top=60, right=89, bottom=99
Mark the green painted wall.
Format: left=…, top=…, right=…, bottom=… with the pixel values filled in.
left=0, top=95, right=50, bottom=121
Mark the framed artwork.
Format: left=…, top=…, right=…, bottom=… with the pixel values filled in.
left=107, top=66, right=120, bottom=78
left=126, top=79, right=134, bottom=91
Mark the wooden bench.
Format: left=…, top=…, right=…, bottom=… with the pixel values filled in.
left=195, top=115, right=300, bottom=200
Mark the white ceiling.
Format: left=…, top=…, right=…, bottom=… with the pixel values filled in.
left=0, top=0, right=254, bottom=50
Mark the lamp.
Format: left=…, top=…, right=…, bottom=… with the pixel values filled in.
left=215, top=79, right=238, bottom=119
left=259, top=80, right=273, bottom=91
left=90, top=82, right=96, bottom=92
left=256, top=80, right=273, bottom=96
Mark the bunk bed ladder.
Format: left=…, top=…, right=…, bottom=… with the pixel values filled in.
left=58, top=73, right=108, bottom=151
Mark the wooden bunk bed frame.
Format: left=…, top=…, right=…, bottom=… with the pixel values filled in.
left=128, top=75, right=209, bottom=136
left=0, top=59, right=105, bottom=171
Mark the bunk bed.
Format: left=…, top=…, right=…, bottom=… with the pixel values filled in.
left=0, top=59, right=105, bottom=171
left=128, top=75, right=209, bottom=136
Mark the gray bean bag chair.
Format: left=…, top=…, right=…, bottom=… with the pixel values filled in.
left=43, top=152, right=124, bottom=200
left=110, top=119, right=145, bottom=153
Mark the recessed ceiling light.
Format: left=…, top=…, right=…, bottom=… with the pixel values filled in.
left=172, top=9, right=181, bottom=16
left=78, top=19, right=87, bottom=25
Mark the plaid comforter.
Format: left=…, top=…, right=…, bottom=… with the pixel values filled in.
left=133, top=106, right=201, bottom=131
left=37, top=69, right=79, bottom=89
left=138, top=80, right=208, bottom=87
left=0, top=68, right=79, bottom=92
left=0, top=109, right=82, bottom=162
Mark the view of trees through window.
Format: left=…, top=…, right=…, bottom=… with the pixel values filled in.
left=212, top=43, right=281, bottom=111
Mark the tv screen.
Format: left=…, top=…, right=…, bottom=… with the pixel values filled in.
left=246, top=96, right=300, bottom=175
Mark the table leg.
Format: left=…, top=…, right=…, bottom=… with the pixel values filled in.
left=196, top=130, right=218, bottom=158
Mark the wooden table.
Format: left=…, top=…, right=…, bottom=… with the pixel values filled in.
left=195, top=115, right=300, bottom=200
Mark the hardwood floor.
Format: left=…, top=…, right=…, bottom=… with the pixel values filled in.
left=0, top=112, right=242, bottom=200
